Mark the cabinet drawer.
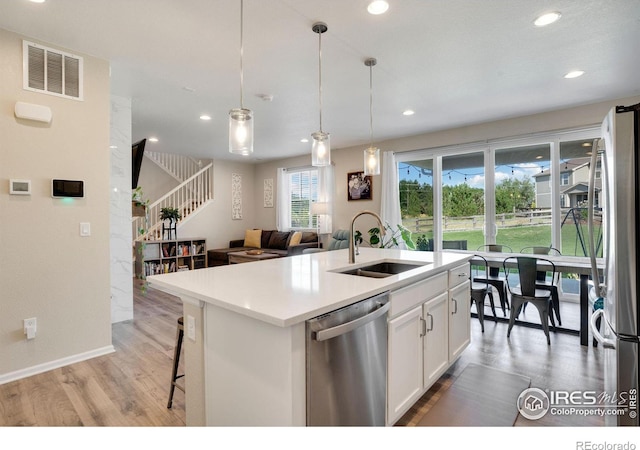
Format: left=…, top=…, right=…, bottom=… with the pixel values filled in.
left=448, top=263, right=470, bottom=288
left=389, top=272, right=448, bottom=317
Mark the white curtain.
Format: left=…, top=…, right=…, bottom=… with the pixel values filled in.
left=317, top=165, right=335, bottom=234
left=380, top=151, right=404, bottom=247
left=275, top=167, right=290, bottom=231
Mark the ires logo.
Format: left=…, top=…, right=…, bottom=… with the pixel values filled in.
left=517, top=388, right=637, bottom=420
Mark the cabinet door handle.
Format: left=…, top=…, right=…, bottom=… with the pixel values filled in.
left=451, top=298, right=458, bottom=314
left=457, top=272, right=467, bottom=278
left=420, top=318, right=426, bottom=337
left=427, top=313, right=434, bottom=332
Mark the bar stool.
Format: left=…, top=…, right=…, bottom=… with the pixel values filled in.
left=167, top=316, right=185, bottom=409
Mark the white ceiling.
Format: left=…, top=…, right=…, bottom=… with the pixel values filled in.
left=2, top=0, right=640, bottom=162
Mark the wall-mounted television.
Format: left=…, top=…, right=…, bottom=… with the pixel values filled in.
left=132, top=138, right=146, bottom=189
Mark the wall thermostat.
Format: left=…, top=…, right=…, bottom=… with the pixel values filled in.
left=10, top=179, right=31, bottom=195
left=52, top=179, right=84, bottom=198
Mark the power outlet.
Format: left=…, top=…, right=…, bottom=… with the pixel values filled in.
left=24, top=317, right=37, bottom=339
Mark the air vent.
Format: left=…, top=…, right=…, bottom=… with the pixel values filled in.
left=23, top=40, right=83, bottom=101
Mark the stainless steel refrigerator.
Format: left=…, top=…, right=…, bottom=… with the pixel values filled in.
left=589, top=103, right=640, bottom=426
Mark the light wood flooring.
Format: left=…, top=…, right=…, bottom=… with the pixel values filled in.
left=0, top=280, right=186, bottom=426
left=0, top=282, right=604, bottom=427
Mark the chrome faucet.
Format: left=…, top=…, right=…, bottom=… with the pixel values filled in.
left=349, top=210, right=385, bottom=264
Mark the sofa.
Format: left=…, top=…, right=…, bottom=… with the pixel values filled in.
left=207, top=229, right=320, bottom=267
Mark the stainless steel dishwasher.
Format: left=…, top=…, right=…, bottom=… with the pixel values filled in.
left=306, top=292, right=389, bottom=426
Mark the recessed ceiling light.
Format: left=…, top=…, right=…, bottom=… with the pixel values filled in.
left=200, top=115, right=212, bottom=121
left=148, top=137, right=159, bottom=143
left=29, top=0, right=46, bottom=3
left=536, top=155, right=543, bottom=160
left=582, top=142, right=592, bottom=147
left=534, top=12, right=561, bottom=27
left=368, top=1, right=389, bottom=15
left=402, top=109, right=415, bottom=116
left=109, top=145, right=118, bottom=149
left=300, top=138, right=309, bottom=143
left=564, top=70, right=585, bottom=79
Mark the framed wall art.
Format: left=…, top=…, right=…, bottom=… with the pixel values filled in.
left=231, top=173, right=242, bottom=219
left=263, top=178, right=274, bottom=208
left=347, top=171, right=372, bottom=201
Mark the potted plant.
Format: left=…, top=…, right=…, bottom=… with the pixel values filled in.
left=416, top=234, right=430, bottom=251
left=160, top=206, right=182, bottom=223
left=132, top=186, right=149, bottom=217
left=368, top=223, right=416, bottom=250
left=160, top=207, right=181, bottom=240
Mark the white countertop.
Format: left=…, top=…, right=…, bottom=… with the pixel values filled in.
left=147, top=248, right=471, bottom=327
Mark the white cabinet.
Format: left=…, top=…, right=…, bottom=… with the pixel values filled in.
left=423, top=292, right=449, bottom=387
left=387, top=305, right=423, bottom=424
left=387, top=262, right=472, bottom=425
left=387, top=273, right=448, bottom=424
left=448, top=280, right=471, bottom=363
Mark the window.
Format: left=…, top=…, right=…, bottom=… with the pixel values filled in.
left=399, top=159, right=434, bottom=249
left=287, top=168, right=318, bottom=229
left=495, top=143, right=551, bottom=250
left=561, top=172, right=570, bottom=186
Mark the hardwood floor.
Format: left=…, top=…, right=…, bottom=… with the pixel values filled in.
left=0, top=282, right=604, bottom=427
left=0, top=280, right=186, bottom=426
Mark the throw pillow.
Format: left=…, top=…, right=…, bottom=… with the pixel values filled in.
left=289, top=231, right=302, bottom=246
left=268, top=231, right=291, bottom=250
left=244, top=229, right=262, bottom=248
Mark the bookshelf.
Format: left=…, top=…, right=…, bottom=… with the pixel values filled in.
left=135, top=238, right=207, bottom=277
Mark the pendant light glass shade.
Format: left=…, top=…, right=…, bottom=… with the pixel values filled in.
left=312, top=131, right=331, bottom=166
left=364, top=146, right=380, bottom=175
left=363, top=58, right=380, bottom=175
left=229, top=107, right=253, bottom=155
left=229, top=0, right=253, bottom=155
left=311, top=22, right=330, bottom=167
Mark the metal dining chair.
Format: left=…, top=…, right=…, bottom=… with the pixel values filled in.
left=503, top=256, right=556, bottom=345
left=470, top=255, right=497, bottom=332
left=520, top=246, right=562, bottom=325
left=473, top=244, right=513, bottom=316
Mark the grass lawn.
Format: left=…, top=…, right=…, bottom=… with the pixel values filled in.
left=413, top=223, right=602, bottom=257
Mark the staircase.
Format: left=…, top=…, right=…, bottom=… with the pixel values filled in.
left=133, top=152, right=214, bottom=241
left=144, top=150, right=206, bottom=183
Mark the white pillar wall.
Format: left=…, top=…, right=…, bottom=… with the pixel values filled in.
left=109, top=95, right=134, bottom=323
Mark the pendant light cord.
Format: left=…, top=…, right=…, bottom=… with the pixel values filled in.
left=240, top=0, right=244, bottom=109
left=369, top=64, right=373, bottom=146
left=318, top=30, right=323, bottom=133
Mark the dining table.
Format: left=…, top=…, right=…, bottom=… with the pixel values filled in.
left=462, top=251, right=605, bottom=347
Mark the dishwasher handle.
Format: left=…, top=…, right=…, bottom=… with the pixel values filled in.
left=314, top=301, right=390, bottom=342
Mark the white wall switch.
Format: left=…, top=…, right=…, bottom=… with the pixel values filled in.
left=187, top=315, right=196, bottom=342
left=80, top=222, right=91, bottom=236
left=24, top=317, right=37, bottom=340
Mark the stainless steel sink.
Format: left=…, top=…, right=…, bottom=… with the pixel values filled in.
left=335, top=261, right=428, bottom=278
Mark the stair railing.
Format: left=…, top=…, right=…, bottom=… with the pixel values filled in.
left=134, top=162, right=214, bottom=241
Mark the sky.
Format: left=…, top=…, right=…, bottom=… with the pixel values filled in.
left=399, top=162, right=549, bottom=188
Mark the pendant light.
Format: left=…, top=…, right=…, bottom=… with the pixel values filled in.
left=311, top=22, right=330, bottom=167
left=364, top=57, right=380, bottom=175
left=229, top=0, right=253, bottom=155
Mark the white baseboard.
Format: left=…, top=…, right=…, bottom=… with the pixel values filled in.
left=0, top=345, right=116, bottom=385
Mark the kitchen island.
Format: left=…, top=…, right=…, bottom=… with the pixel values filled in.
left=148, top=247, right=471, bottom=426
